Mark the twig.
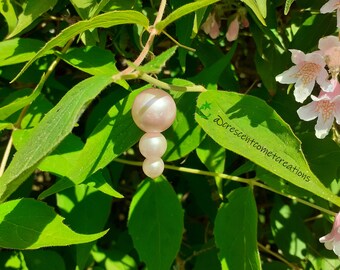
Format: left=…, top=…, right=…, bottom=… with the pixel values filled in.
left=117, top=0, right=167, bottom=77
left=113, top=158, right=337, bottom=216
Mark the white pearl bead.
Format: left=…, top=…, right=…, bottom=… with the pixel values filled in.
left=132, top=88, right=176, bottom=132
left=142, top=158, right=164, bottom=178
left=139, top=132, right=167, bottom=158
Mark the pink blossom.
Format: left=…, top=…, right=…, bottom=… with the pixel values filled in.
left=297, top=80, right=340, bottom=139
left=319, top=212, right=340, bottom=258
left=275, top=49, right=332, bottom=103
left=318, top=35, right=340, bottom=77
left=320, top=0, right=340, bottom=28
left=201, top=12, right=220, bottom=39
left=226, top=16, right=239, bottom=42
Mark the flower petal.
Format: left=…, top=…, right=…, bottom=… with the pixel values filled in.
left=226, top=17, right=239, bottom=42
left=320, top=0, right=340, bottom=13
left=314, top=113, right=334, bottom=139
left=305, top=52, right=326, bottom=67
left=318, top=35, right=340, bottom=52
left=297, top=102, right=318, bottom=121
left=294, top=79, right=315, bottom=103
left=333, top=240, right=340, bottom=256
left=289, top=49, right=305, bottom=65
left=316, top=70, right=333, bottom=92
left=325, top=240, right=335, bottom=250
left=275, top=66, right=299, bottom=84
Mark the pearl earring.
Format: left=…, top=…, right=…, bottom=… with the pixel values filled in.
left=132, top=88, right=176, bottom=178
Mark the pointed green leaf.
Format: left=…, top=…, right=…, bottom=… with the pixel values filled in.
left=284, top=0, right=295, bottom=15
left=241, top=0, right=266, bottom=25
left=0, top=89, right=39, bottom=121
left=23, top=250, right=66, bottom=270
left=128, top=177, right=184, bottom=270
left=56, top=46, right=128, bottom=88
left=0, top=38, right=50, bottom=67
left=156, top=0, right=220, bottom=32
left=7, top=0, right=58, bottom=39
left=0, top=0, right=17, bottom=34
left=214, top=187, right=261, bottom=270
left=0, top=198, right=108, bottom=249
left=256, top=0, right=267, bottom=18
left=195, top=91, right=340, bottom=206
left=12, top=10, right=149, bottom=82
left=138, top=46, right=178, bottom=74
left=0, top=75, right=113, bottom=202
left=57, top=46, right=119, bottom=76
left=38, top=87, right=145, bottom=199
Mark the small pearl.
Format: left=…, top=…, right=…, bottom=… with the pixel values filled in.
left=139, top=132, right=167, bottom=158
left=132, top=88, right=176, bottom=132
left=142, top=158, right=164, bottom=178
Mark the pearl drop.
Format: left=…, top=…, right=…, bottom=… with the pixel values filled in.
left=142, top=158, right=164, bottom=178
left=139, top=132, right=167, bottom=158
left=132, top=88, right=176, bottom=132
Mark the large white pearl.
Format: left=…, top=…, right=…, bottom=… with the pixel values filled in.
left=139, top=132, right=167, bottom=158
left=132, top=88, right=176, bottom=132
left=142, top=158, right=164, bottom=178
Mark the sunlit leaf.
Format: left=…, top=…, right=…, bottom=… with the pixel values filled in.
left=7, top=0, right=58, bottom=38
left=128, top=177, right=184, bottom=270
left=12, top=10, right=149, bottom=82
left=0, top=198, right=107, bottom=249
left=0, top=75, right=113, bottom=202
left=195, top=90, right=340, bottom=206
left=214, top=187, right=261, bottom=270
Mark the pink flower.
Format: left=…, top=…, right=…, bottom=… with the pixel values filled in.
left=226, top=16, right=239, bottom=42
left=297, top=80, right=340, bottom=139
left=201, top=12, right=220, bottom=39
left=318, top=35, right=340, bottom=77
left=319, top=212, right=340, bottom=258
left=320, top=0, right=340, bottom=28
left=275, top=49, right=332, bottom=103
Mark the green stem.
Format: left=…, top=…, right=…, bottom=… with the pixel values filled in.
left=258, top=242, right=301, bottom=270
left=114, top=158, right=337, bottom=216
left=139, top=73, right=207, bottom=92
left=118, top=0, right=167, bottom=77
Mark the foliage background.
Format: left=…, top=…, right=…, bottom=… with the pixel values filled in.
left=0, top=0, right=339, bottom=269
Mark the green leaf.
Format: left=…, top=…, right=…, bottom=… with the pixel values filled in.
left=214, top=187, right=261, bottom=270
left=38, top=87, right=145, bottom=199
left=57, top=46, right=119, bottom=76
left=0, top=198, right=108, bottom=249
left=128, top=176, right=184, bottom=270
left=0, top=0, right=17, bottom=35
left=7, top=0, right=58, bottom=39
left=70, top=0, right=97, bottom=19
left=241, top=0, right=266, bottom=25
left=57, top=46, right=128, bottom=88
left=57, top=185, right=112, bottom=269
left=256, top=0, right=267, bottom=18
left=164, top=89, right=205, bottom=161
left=0, top=38, right=50, bottom=67
left=156, top=0, right=220, bottom=32
left=138, top=46, right=178, bottom=74
left=12, top=130, right=123, bottom=198
left=23, top=250, right=66, bottom=270
left=196, top=136, right=225, bottom=173
left=0, top=89, right=39, bottom=121
left=284, top=0, right=295, bottom=15
left=12, top=10, right=149, bottom=82
left=0, top=75, right=113, bottom=202
left=0, top=122, right=14, bottom=131
left=195, top=90, right=340, bottom=206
